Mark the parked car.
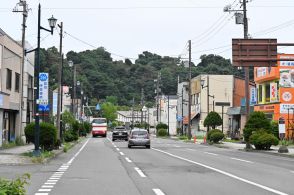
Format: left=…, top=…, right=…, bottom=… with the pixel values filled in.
left=128, top=129, right=150, bottom=149
left=112, top=126, right=128, bottom=141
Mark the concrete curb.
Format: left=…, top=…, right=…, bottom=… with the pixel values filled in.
left=237, top=148, right=294, bottom=159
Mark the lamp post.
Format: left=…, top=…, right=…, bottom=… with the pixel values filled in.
left=76, top=81, right=80, bottom=120
left=30, top=4, right=57, bottom=156
left=201, top=75, right=215, bottom=132
left=142, top=105, right=147, bottom=129
left=68, top=60, right=74, bottom=114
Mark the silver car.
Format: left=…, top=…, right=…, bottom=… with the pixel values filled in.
left=128, top=129, right=150, bottom=149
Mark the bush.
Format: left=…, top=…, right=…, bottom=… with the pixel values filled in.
left=271, top=121, right=279, bottom=139
left=210, top=132, right=225, bottom=143
left=83, top=122, right=91, bottom=134
left=157, top=129, right=168, bottom=137
left=244, top=111, right=271, bottom=142
left=249, top=130, right=279, bottom=150
left=24, top=122, right=57, bottom=151
left=204, top=112, right=222, bottom=129
left=156, top=123, right=168, bottom=130
left=64, top=130, right=78, bottom=142
left=207, top=129, right=222, bottom=141
left=0, top=173, right=30, bottom=195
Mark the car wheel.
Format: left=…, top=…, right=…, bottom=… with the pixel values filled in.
left=146, top=145, right=150, bottom=149
left=125, top=139, right=128, bottom=141
left=112, top=139, right=115, bottom=142
left=128, top=145, right=131, bottom=148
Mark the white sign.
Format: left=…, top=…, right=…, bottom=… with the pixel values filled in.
left=280, top=104, right=294, bottom=114
left=280, top=61, right=294, bottom=66
left=270, top=82, right=278, bottom=102
left=257, top=67, right=266, bottom=77
left=279, top=69, right=294, bottom=88
left=250, top=87, right=257, bottom=105
left=279, top=124, right=286, bottom=134
left=282, top=91, right=292, bottom=102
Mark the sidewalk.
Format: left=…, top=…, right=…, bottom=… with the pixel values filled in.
left=0, top=144, right=34, bottom=165
left=167, top=136, right=294, bottom=158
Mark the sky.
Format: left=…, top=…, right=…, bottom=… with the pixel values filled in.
left=1, top=0, right=294, bottom=64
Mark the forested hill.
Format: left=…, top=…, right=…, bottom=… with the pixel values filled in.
left=40, top=47, right=242, bottom=106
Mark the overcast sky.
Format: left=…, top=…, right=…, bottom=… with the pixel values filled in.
left=1, top=0, right=294, bottom=63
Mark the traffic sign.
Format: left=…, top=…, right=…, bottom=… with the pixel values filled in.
left=95, top=104, right=101, bottom=111
left=39, top=104, right=50, bottom=112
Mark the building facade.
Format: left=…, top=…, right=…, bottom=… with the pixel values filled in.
left=254, top=54, right=294, bottom=139
left=0, top=28, right=22, bottom=146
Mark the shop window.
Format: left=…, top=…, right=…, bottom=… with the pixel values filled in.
left=15, top=73, right=20, bottom=92
left=258, top=85, right=262, bottom=102
left=265, top=83, right=270, bottom=102
left=6, top=69, right=12, bottom=90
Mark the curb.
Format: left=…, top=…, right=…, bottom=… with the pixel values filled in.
left=238, top=148, right=294, bottom=159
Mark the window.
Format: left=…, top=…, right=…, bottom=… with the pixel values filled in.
left=6, top=69, right=12, bottom=90
left=15, top=73, right=20, bottom=92
left=258, top=85, right=262, bottom=102
left=265, top=83, right=270, bottom=102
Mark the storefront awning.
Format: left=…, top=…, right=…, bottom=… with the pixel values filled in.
left=227, top=107, right=246, bottom=115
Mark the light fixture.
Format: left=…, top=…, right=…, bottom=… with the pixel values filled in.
left=48, top=15, right=57, bottom=34
left=68, top=60, right=73, bottom=67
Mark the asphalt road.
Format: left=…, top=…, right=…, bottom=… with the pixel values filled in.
left=1, top=134, right=294, bottom=195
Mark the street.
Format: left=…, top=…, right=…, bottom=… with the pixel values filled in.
left=1, top=134, right=294, bottom=195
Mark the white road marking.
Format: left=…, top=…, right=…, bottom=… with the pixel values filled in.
left=153, top=188, right=165, bottom=195
left=55, top=171, right=64, bottom=174
left=125, top=157, right=132, bottom=163
left=204, top=152, right=219, bottom=156
left=116, top=148, right=120, bottom=151
left=67, top=138, right=90, bottom=164
left=44, top=182, right=56, bottom=185
left=119, top=152, right=125, bottom=155
left=186, top=148, right=195, bottom=151
left=114, top=145, right=117, bottom=148
left=231, top=157, right=253, bottom=164
left=291, top=171, right=294, bottom=174
left=41, top=185, right=54, bottom=188
left=35, top=193, right=48, bottom=195
left=174, top=145, right=181, bottom=148
left=47, top=180, right=58, bottom=182
left=134, top=167, right=147, bottom=178
left=49, top=177, right=60, bottom=180
left=38, top=189, right=51, bottom=192
left=152, top=147, right=288, bottom=195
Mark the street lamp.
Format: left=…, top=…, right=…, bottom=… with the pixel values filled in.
left=28, top=4, right=57, bottom=156
left=142, top=105, right=147, bottom=129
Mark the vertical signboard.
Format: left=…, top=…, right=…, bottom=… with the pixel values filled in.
left=270, top=82, right=278, bottom=102
left=250, top=87, right=257, bottom=105
left=53, top=92, right=58, bottom=115
left=39, top=73, right=49, bottom=111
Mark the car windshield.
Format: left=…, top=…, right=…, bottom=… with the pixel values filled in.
left=132, top=131, right=147, bottom=136
left=92, top=119, right=106, bottom=124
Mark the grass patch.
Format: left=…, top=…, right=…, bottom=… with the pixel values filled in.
left=178, top=135, right=188, bottom=140
left=223, top=138, right=241, bottom=143
left=63, top=142, right=75, bottom=153
left=1, top=142, right=17, bottom=149
left=22, top=150, right=55, bottom=163
left=0, top=173, right=30, bottom=195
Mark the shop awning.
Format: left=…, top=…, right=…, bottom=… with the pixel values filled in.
left=227, top=107, right=245, bottom=115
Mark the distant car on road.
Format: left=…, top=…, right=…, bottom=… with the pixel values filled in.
left=112, top=126, right=128, bottom=141
left=128, top=129, right=150, bottom=149
left=91, top=118, right=107, bottom=137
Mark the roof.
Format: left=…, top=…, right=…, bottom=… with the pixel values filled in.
left=0, top=28, right=6, bottom=36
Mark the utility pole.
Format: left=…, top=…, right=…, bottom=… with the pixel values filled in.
left=188, top=40, right=192, bottom=140
left=13, top=0, right=28, bottom=140
left=167, top=95, right=170, bottom=136
left=131, top=97, right=134, bottom=128
left=181, top=87, right=184, bottom=135
left=57, top=22, right=63, bottom=141
left=141, top=88, right=144, bottom=124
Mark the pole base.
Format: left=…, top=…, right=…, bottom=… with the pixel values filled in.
left=33, top=149, right=41, bottom=157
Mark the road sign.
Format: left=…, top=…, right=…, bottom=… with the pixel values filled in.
left=39, top=72, right=49, bottom=111
left=215, top=102, right=230, bottom=106
left=95, top=104, right=101, bottom=111
left=39, top=104, right=50, bottom=112
left=177, top=115, right=183, bottom=122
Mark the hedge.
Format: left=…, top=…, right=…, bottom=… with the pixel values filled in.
left=207, top=129, right=222, bottom=141
left=210, top=132, right=224, bottom=143
left=25, top=122, right=57, bottom=151
left=249, top=130, right=279, bottom=150
left=157, top=129, right=168, bottom=137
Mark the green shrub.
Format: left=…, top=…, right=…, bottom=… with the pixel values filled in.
left=207, top=129, right=222, bottom=141
left=210, top=132, right=225, bottom=143
left=157, top=129, right=168, bottom=137
left=204, top=111, right=222, bottom=129
left=249, top=130, right=279, bottom=150
left=0, top=173, right=30, bottom=195
left=64, top=130, right=78, bottom=142
left=156, top=123, right=168, bottom=130
left=83, top=122, right=91, bottom=134
left=271, top=121, right=279, bottom=139
left=24, top=122, right=57, bottom=151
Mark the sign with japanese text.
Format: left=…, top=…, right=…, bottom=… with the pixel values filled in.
left=256, top=67, right=267, bottom=78
left=280, top=104, right=294, bottom=114
left=250, top=87, right=257, bottom=105
left=39, top=73, right=49, bottom=111
left=270, top=82, right=278, bottom=102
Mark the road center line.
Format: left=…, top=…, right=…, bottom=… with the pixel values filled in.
left=119, top=152, right=125, bottom=155
left=116, top=148, right=120, bottom=151
left=231, top=157, right=253, bottom=164
left=152, top=147, right=288, bottom=195
left=153, top=188, right=165, bottom=195
left=204, top=152, right=219, bottom=156
left=134, top=167, right=146, bottom=178
left=125, top=157, right=132, bottom=163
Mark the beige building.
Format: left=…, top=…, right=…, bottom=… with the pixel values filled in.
left=189, top=74, right=234, bottom=135
left=0, top=28, right=22, bottom=146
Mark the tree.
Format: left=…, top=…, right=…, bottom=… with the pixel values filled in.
left=243, top=111, right=272, bottom=149
left=101, top=102, right=117, bottom=122
left=204, top=111, right=222, bottom=129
